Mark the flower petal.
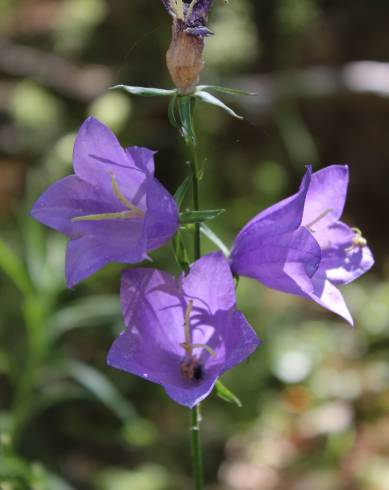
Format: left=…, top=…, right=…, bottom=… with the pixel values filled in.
left=183, top=252, right=236, bottom=314
left=65, top=218, right=146, bottom=287
left=164, top=311, right=259, bottom=408
left=314, top=222, right=374, bottom=285
left=125, top=146, right=155, bottom=175
left=302, top=165, right=349, bottom=230
left=120, top=267, right=185, bottom=357
left=231, top=226, right=321, bottom=296
left=30, top=175, right=124, bottom=238
left=232, top=167, right=311, bottom=247
left=163, top=374, right=218, bottom=408
left=73, top=117, right=147, bottom=205
left=145, top=179, right=179, bottom=251
left=107, top=328, right=185, bottom=388
left=305, top=274, right=354, bottom=326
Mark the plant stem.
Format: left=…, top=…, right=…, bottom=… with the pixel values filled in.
left=179, top=95, right=204, bottom=490
left=189, top=139, right=201, bottom=260
left=191, top=405, right=204, bottom=490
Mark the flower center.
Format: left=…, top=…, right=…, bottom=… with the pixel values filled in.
left=305, top=208, right=333, bottom=232
left=180, top=300, right=216, bottom=381
left=72, top=174, right=144, bottom=223
left=345, top=227, right=368, bottom=253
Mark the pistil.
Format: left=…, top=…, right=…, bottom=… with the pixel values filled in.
left=72, top=174, right=144, bottom=223
left=180, top=300, right=216, bottom=358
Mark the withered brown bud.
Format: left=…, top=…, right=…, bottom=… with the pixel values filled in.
left=166, top=20, right=205, bottom=94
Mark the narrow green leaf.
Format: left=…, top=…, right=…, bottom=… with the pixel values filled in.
left=60, top=360, right=137, bottom=422
left=200, top=224, right=230, bottom=256
left=112, top=85, right=176, bottom=97
left=172, top=232, right=190, bottom=272
left=197, top=85, right=256, bottom=96
left=180, top=209, right=225, bottom=225
left=176, top=95, right=196, bottom=142
left=46, top=471, right=78, bottom=490
left=168, top=93, right=179, bottom=128
left=174, top=175, right=192, bottom=208
left=0, top=238, right=32, bottom=296
left=194, top=90, right=243, bottom=119
left=49, top=295, right=120, bottom=339
left=215, top=380, right=242, bottom=408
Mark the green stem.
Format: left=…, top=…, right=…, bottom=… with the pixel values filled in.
left=177, top=95, right=204, bottom=490
left=191, top=405, right=204, bottom=490
left=189, top=141, right=201, bottom=260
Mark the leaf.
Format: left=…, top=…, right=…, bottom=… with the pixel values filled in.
left=215, top=380, right=242, bottom=408
left=111, top=85, right=176, bottom=97
left=59, top=360, right=137, bottom=422
left=49, top=295, right=120, bottom=339
left=174, top=175, right=192, bottom=209
left=200, top=224, right=230, bottom=256
left=0, top=238, right=32, bottom=296
left=168, top=93, right=179, bottom=128
left=194, top=90, right=243, bottom=119
left=176, top=95, right=196, bottom=142
left=180, top=209, right=225, bottom=225
left=45, top=470, right=78, bottom=490
left=197, top=85, right=256, bottom=96
left=172, top=232, right=190, bottom=273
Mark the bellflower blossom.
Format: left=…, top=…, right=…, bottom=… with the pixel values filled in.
left=107, top=252, right=260, bottom=408
left=230, top=165, right=374, bottom=325
left=31, top=117, right=179, bottom=287
left=162, top=1, right=213, bottom=92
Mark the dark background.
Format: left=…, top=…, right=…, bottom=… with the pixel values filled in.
left=0, top=1, right=388, bottom=489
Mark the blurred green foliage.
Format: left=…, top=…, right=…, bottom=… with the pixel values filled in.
left=1, top=0, right=389, bottom=489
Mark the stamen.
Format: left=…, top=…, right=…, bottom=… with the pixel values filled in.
left=306, top=208, right=333, bottom=232
left=180, top=300, right=216, bottom=359
left=182, top=300, right=194, bottom=354
left=345, top=227, right=367, bottom=253
left=191, top=343, right=217, bottom=357
left=186, top=0, right=199, bottom=20
left=171, top=0, right=184, bottom=19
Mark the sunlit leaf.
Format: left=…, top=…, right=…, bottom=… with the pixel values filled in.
left=60, top=360, right=137, bottom=422
left=176, top=96, right=195, bottom=142
left=174, top=175, right=192, bottom=209
left=112, top=85, right=176, bottom=97
left=197, top=85, right=256, bottom=96
left=49, top=295, right=120, bottom=338
left=167, top=93, right=179, bottom=128
left=200, top=224, right=230, bottom=256
left=194, top=90, right=243, bottom=119
left=215, top=380, right=242, bottom=408
left=0, top=238, right=32, bottom=296
left=180, top=209, right=225, bottom=225
left=172, top=232, right=190, bottom=273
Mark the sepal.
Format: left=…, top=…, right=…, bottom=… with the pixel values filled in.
left=112, top=85, right=177, bottom=97
left=180, top=209, right=225, bottom=225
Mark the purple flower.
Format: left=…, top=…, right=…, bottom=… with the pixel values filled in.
left=161, top=0, right=213, bottom=37
left=300, top=165, right=374, bottom=324
left=31, top=117, right=179, bottom=287
left=230, top=165, right=374, bottom=325
left=107, top=252, right=260, bottom=408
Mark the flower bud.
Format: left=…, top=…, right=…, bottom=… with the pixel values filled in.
left=162, top=1, right=213, bottom=93
left=166, top=20, right=204, bottom=94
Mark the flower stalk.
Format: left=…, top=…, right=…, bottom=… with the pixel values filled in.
left=177, top=94, right=204, bottom=489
